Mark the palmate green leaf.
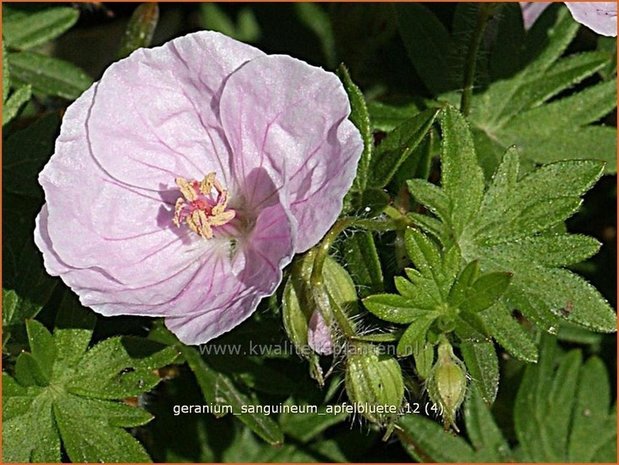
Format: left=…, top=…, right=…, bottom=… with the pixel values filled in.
left=568, top=357, right=617, bottom=461
left=411, top=107, right=614, bottom=354
left=438, top=107, right=485, bottom=236
left=279, top=398, right=348, bottom=443
left=463, top=385, right=511, bottom=461
left=8, top=51, right=92, bottom=100
left=3, top=390, right=61, bottom=462
left=24, top=319, right=56, bottom=384
left=53, top=292, right=97, bottom=367
left=514, top=336, right=616, bottom=462
left=67, top=336, right=180, bottom=399
left=467, top=5, right=616, bottom=174
left=521, top=4, right=579, bottom=75
left=398, top=336, right=616, bottom=462
left=53, top=397, right=152, bottom=463
left=117, top=3, right=159, bottom=59
left=3, top=296, right=171, bottom=463
left=3, top=7, right=79, bottom=50
left=479, top=302, right=538, bottom=362
left=2, top=84, right=31, bottom=125
left=397, top=413, right=478, bottom=462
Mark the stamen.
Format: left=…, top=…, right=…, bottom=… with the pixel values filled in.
left=173, top=173, right=235, bottom=239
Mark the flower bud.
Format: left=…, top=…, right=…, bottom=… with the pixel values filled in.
left=345, top=342, right=404, bottom=426
left=427, top=340, right=467, bottom=431
left=308, top=310, right=333, bottom=355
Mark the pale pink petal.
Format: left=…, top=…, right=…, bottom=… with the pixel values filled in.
left=308, top=310, right=334, bottom=355
left=38, top=86, right=206, bottom=289
left=219, top=54, right=363, bottom=252
left=35, top=31, right=360, bottom=346
left=164, top=199, right=296, bottom=344
left=86, top=31, right=264, bottom=193
left=520, top=2, right=551, bottom=29
left=566, top=2, right=617, bottom=36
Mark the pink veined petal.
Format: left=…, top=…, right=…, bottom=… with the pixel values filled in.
left=520, top=2, right=551, bottom=29
left=219, top=54, right=363, bottom=253
left=164, top=196, right=296, bottom=345
left=565, top=2, right=617, bottom=36
left=86, top=31, right=265, bottom=194
left=37, top=86, right=207, bottom=288
left=36, top=204, right=212, bottom=315
left=308, top=310, right=334, bottom=355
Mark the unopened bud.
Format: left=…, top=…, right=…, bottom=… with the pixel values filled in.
left=308, top=310, right=333, bottom=355
left=427, top=341, right=467, bottom=431
left=345, top=342, right=404, bottom=426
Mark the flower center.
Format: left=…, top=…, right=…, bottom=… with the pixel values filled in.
left=173, top=173, right=235, bottom=239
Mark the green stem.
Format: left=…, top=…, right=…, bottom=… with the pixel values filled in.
left=310, top=218, right=353, bottom=288
left=459, top=4, right=493, bottom=117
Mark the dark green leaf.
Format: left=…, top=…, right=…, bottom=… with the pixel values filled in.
left=2, top=84, right=31, bottom=125
left=396, top=317, right=434, bottom=357
left=460, top=272, right=512, bottom=313
left=488, top=3, right=525, bottom=80
left=522, top=4, right=579, bottom=75
left=182, top=345, right=284, bottom=445
left=463, top=385, right=511, bottom=461
left=8, top=51, right=92, bottom=99
left=367, top=100, right=419, bottom=132
left=460, top=341, right=499, bottom=404
left=53, top=292, right=96, bottom=367
left=369, top=108, right=439, bottom=188
left=117, top=3, right=159, bottom=59
left=3, top=7, right=79, bottom=50
left=341, top=230, right=383, bottom=297
left=25, top=319, right=56, bottom=384
left=480, top=303, right=538, bottom=363
left=397, top=414, right=477, bottom=462
left=53, top=398, right=152, bottom=463
left=395, top=3, right=453, bottom=94
left=439, top=106, right=484, bottom=235
left=514, top=337, right=581, bottom=461
left=363, top=294, right=434, bottom=324
left=338, top=64, right=373, bottom=191
left=568, top=357, right=617, bottom=461
left=407, top=178, right=450, bottom=222
left=2, top=392, right=60, bottom=462
left=68, top=336, right=179, bottom=399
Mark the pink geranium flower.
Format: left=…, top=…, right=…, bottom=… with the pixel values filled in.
left=521, top=2, right=617, bottom=37
left=35, top=31, right=362, bottom=345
